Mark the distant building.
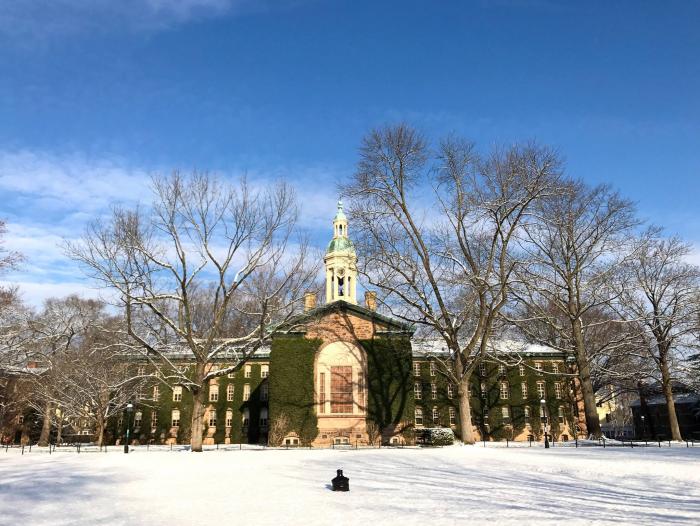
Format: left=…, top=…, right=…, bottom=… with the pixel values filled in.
left=631, top=391, right=700, bottom=440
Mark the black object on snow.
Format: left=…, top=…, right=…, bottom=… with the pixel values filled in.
left=332, top=469, right=349, bottom=491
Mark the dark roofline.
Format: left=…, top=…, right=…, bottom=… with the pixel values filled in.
left=275, top=299, right=414, bottom=335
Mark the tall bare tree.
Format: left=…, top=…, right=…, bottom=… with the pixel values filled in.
left=510, top=181, right=639, bottom=438
left=27, top=295, right=104, bottom=445
left=615, top=233, right=700, bottom=440
left=30, top=312, right=142, bottom=447
left=66, top=173, right=319, bottom=451
left=0, top=220, right=26, bottom=370
left=343, top=124, right=562, bottom=443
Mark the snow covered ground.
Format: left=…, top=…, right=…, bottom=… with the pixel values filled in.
left=1, top=444, right=699, bottom=525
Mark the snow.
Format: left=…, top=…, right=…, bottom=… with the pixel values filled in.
left=1, top=444, right=699, bottom=525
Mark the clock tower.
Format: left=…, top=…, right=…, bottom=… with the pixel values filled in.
left=324, top=200, right=357, bottom=304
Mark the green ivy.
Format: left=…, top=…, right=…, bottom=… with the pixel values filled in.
left=361, top=337, right=415, bottom=443
left=268, top=336, right=320, bottom=446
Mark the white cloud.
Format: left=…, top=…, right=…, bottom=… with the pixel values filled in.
left=0, top=149, right=151, bottom=215
left=0, top=148, right=345, bottom=306
left=0, top=280, right=111, bottom=308
left=0, top=0, right=305, bottom=41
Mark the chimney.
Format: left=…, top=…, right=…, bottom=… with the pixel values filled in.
left=364, top=291, right=377, bottom=312
left=304, top=292, right=317, bottom=312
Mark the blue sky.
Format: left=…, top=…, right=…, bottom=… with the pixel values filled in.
left=1, top=0, right=699, bottom=305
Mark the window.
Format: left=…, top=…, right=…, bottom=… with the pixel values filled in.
left=137, top=366, right=145, bottom=376
left=554, top=382, right=562, bottom=400
left=558, top=406, right=565, bottom=424
left=153, top=385, right=160, bottom=400
left=521, top=382, right=528, bottom=398
left=242, top=408, right=250, bottom=427
left=414, top=382, right=422, bottom=400
left=498, top=364, right=506, bottom=376
left=209, top=384, right=219, bottom=402
left=331, top=366, right=353, bottom=413
left=225, top=409, right=233, bottom=428
left=447, top=384, right=454, bottom=399
left=432, top=407, right=440, bottom=425
left=534, top=362, right=543, bottom=375
left=500, top=382, right=509, bottom=400
left=208, top=410, right=217, bottom=427
left=227, top=368, right=236, bottom=379
left=449, top=407, right=456, bottom=426
left=501, top=406, right=510, bottom=420
left=430, top=361, right=436, bottom=377
left=136, top=388, right=144, bottom=401
left=413, top=362, right=421, bottom=377
left=431, top=383, right=437, bottom=400
left=151, top=412, right=158, bottom=428
left=524, top=406, right=531, bottom=427
left=260, top=383, right=269, bottom=402
left=480, top=382, right=487, bottom=398
left=260, top=408, right=268, bottom=428
left=519, top=364, right=526, bottom=377
left=479, top=362, right=487, bottom=376
left=173, top=386, right=182, bottom=402
left=319, top=372, right=326, bottom=412
left=17, top=415, right=24, bottom=424
left=415, top=407, right=424, bottom=426
left=243, top=383, right=250, bottom=401
left=227, top=384, right=235, bottom=402
left=134, top=411, right=142, bottom=428
left=171, top=409, right=180, bottom=427
left=537, top=381, right=545, bottom=399
left=261, top=364, right=269, bottom=378
left=552, top=362, right=560, bottom=374
left=244, top=364, right=252, bottom=378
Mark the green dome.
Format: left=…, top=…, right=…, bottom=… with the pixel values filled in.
left=326, top=237, right=356, bottom=254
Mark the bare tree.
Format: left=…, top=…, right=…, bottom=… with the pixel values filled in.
left=66, top=173, right=319, bottom=452
left=615, top=232, right=700, bottom=440
left=0, top=220, right=26, bottom=370
left=510, top=180, right=639, bottom=438
left=30, top=312, right=142, bottom=447
left=26, top=296, right=104, bottom=445
left=0, top=220, right=22, bottom=273
left=342, top=124, right=561, bottom=443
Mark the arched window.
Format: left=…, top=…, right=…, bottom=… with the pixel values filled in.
left=225, top=409, right=233, bottom=428
left=171, top=409, right=180, bottom=427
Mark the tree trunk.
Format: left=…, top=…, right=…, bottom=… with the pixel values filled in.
left=95, top=417, right=105, bottom=447
left=458, top=378, right=475, bottom=444
left=56, top=414, right=64, bottom=444
left=572, top=318, right=602, bottom=438
left=659, top=349, right=682, bottom=441
left=190, top=381, right=206, bottom=452
left=38, top=401, right=52, bottom=447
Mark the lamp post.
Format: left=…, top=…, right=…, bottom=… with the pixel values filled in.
left=640, top=415, right=646, bottom=439
left=540, top=398, right=549, bottom=449
left=124, top=403, right=133, bottom=454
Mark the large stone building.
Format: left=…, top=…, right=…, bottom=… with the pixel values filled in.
left=102, top=201, right=582, bottom=447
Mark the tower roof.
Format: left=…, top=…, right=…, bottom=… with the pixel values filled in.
left=326, top=236, right=356, bottom=254
left=333, top=200, right=347, bottom=222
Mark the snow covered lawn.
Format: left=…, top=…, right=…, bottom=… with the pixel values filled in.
left=1, top=445, right=699, bottom=525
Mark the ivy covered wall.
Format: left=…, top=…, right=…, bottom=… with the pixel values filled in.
left=361, top=337, right=415, bottom=443
left=412, top=356, right=575, bottom=441
left=268, top=336, right=321, bottom=446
